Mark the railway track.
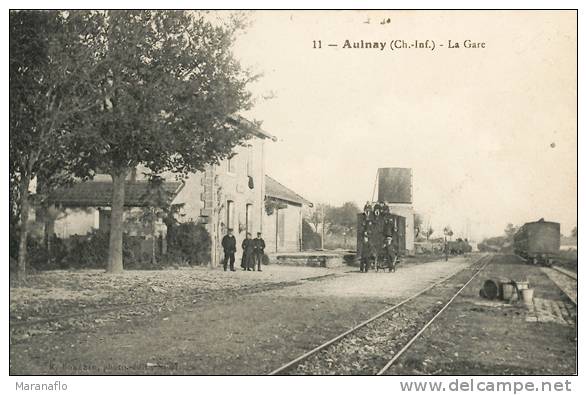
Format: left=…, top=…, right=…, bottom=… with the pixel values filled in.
left=551, top=265, right=577, bottom=281
left=268, top=253, right=491, bottom=375
left=544, top=266, right=577, bottom=306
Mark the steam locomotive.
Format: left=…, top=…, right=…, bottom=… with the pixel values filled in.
left=356, top=202, right=406, bottom=271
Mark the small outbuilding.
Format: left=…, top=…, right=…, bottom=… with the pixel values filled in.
left=263, top=175, right=312, bottom=253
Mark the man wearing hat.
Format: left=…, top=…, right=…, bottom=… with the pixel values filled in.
left=359, top=232, right=375, bottom=273
left=221, top=228, right=237, bottom=271
left=253, top=232, right=266, bottom=272
left=383, top=235, right=397, bottom=272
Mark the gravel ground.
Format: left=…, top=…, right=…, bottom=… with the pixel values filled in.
left=10, top=265, right=341, bottom=323
left=271, top=257, right=470, bottom=299
left=287, top=259, right=486, bottom=375
left=12, top=254, right=574, bottom=376
left=10, top=265, right=345, bottom=344
left=10, top=257, right=472, bottom=375
left=275, top=254, right=576, bottom=376
left=383, top=254, right=577, bottom=375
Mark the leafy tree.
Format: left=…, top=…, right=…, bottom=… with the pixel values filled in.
left=126, top=174, right=184, bottom=265
left=68, top=11, right=258, bottom=273
left=414, top=212, right=423, bottom=238
left=10, top=11, right=102, bottom=281
left=423, top=227, right=434, bottom=241
left=325, top=202, right=361, bottom=247
left=504, top=223, right=519, bottom=239
left=301, top=219, right=321, bottom=250
left=443, top=226, right=454, bottom=241
left=571, top=226, right=577, bottom=238
left=478, top=235, right=506, bottom=252
left=305, top=203, right=331, bottom=233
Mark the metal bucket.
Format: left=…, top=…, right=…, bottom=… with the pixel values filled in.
left=501, top=283, right=516, bottom=301
left=516, top=281, right=530, bottom=290
left=521, top=288, right=535, bottom=305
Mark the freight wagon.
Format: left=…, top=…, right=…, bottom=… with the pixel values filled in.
left=513, top=219, right=560, bottom=265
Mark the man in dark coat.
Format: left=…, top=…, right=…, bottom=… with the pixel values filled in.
left=221, top=228, right=237, bottom=271
left=383, top=236, right=397, bottom=272
left=241, top=232, right=255, bottom=271
left=360, top=233, right=375, bottom=273
left=363, top=202, right=374, bottom=221
left=253, top=232, right=265, bottom=272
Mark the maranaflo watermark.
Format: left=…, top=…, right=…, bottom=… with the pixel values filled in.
left=16, top=381, right=68, bottom=391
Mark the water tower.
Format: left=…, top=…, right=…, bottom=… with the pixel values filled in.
left=375, top=167, right=415, bottom=253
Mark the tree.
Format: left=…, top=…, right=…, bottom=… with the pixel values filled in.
left=504, top=223, right=519, bottom=239
left=423, top=227, right=434, bottom=241
left=305, top=203, right=331, bottom=233
left=414, top=212, right=423, bottom=238
left=126, top=174, right=184, bottom=265
left=443, top=226, right=454, bottom=241
left=69, top=11, right=257, bottom=273
left=10, top=11, right=102, bottom=281
left=301, top=219, right=321, bottom=250
left=571, top=226, right=577, bottom=239
left=305, top=203, right=333, bottom=250
left=325, top=202, right=360, bottom=247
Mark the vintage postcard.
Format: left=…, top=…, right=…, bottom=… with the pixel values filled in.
left=8, top=7, right=578, bottom=389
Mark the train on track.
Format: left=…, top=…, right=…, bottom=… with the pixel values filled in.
left=513, top=218, right=560, bottom=265
left=356, top=202, right=406, bottom=271
left=447, top=238, right=473, bottom=255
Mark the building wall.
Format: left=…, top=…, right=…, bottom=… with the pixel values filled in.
left=263, top=203, right=302, bottom=253
left=209, top=139, right=266, bottom=266
left=387, top=204, right=415, bottom=254
left=171, top=172, right=204, bottom=222
left=51, top=206, right=166, bottom=239
left=53, top=207, right=98, bottom=238
left=44, top=136, right=268, bottom=267
left=167, top=138, right=266, bottom=266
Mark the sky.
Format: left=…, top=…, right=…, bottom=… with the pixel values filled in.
left=228, top=10, right=577, bottom=241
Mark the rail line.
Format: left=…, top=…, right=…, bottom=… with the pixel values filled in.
left=376, top=257, right=489, bottom=374
left=551, top=265, right=577, bottom=281
left=546, top=266, right=577, bottom=306
left=268, top=253, right=491, bottom=375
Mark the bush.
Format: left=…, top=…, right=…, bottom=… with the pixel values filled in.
left=14, top=223, right=211, bottom=271
left=302, top=219, right=321, bottom=250
left=324, top=232, right=356, bottom=250
left=166, top=221, right=211, bottom=265
left=16, top=235, right=68, bottom=271
left=64, top=231, right=110, bottom=268
left=21, top=230, right=152, bottom=270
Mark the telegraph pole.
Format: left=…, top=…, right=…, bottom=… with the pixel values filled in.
left=321, top=204, right=325, bottom=250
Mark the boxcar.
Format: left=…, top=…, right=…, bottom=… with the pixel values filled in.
left=513, top=219, right=560, bottom=265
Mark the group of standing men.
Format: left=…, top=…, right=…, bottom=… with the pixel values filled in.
left=359, top=201, right=399, bottom=273
left=221, top=229, right=266, bottom=272
left=359, top=234, right=397, bottom=273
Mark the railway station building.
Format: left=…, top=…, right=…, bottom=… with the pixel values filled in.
left=34, top=116, right=278, bottom=267
left=263, top=176, right=313, bottom=253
